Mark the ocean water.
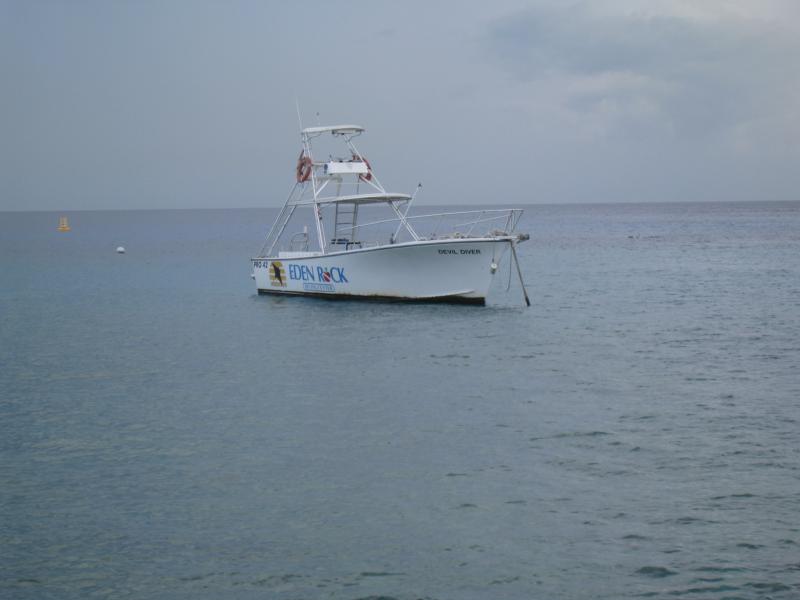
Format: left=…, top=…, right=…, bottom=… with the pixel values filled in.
left=1, top=201, right=799, bottom=600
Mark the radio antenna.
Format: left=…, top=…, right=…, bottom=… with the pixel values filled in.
left=295, top=98, right=303, bottom=131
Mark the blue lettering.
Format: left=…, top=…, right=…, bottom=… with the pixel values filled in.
left=293, top=265, right=350, bottom=283
left=289, top=264, right=317, bottom=281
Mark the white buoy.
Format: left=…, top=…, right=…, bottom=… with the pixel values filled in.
left=116, top=246, right=125, bottom=254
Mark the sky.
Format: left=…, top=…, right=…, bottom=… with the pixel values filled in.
left=2, top=0, right=799, bottom=210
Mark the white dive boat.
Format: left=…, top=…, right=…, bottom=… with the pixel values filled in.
left=251, top=123, right=529, bottom=305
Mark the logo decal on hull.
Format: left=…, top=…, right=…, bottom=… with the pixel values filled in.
left=268, top=261, right=287, bottom=287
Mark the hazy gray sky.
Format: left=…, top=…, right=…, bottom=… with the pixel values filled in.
left=2, top=0, right=799, bottom=210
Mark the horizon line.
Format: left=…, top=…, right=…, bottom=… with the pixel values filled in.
left=2, top=198, right=799, bottom=213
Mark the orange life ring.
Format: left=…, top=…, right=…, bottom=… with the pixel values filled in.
left=296, top=152, right=312, bottom=183
left=352, top=154, right=372, bottom=182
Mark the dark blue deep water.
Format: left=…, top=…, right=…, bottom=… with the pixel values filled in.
left=1, top=202, right=799, bottom=599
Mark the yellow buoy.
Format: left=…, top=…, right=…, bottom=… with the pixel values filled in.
left=57, top=216, right=71, bottom=232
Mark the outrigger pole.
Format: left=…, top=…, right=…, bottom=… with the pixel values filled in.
left=510, top=241, right=531, bottom=307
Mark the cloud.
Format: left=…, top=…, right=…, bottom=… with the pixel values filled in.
left=487, top=3, right=800, bottom=143
left=1, top=0, right=798, bottom=208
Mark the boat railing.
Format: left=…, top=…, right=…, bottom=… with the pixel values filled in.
left=268, top=208, right=524, bottom=256
left=336, top=208, right=523, bottom=241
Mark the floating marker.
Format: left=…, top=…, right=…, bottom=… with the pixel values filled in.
left=116, top=246, right=125, bottom=254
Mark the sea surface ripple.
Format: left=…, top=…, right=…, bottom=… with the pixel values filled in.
left=1, top=201, right=799, bottom=599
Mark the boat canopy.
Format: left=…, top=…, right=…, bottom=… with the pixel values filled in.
left=301, top=124, right=364, bottom=135
left=313, top=193, right=412, bottom=206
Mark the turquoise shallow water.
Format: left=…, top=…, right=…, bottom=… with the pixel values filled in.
left=1, top=202, right=799, bottom=599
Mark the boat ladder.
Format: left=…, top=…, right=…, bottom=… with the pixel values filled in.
left=333, top=203, right=359, bottom=244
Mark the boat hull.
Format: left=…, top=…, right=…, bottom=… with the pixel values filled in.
left=252, top=238, right=511, bottom=304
